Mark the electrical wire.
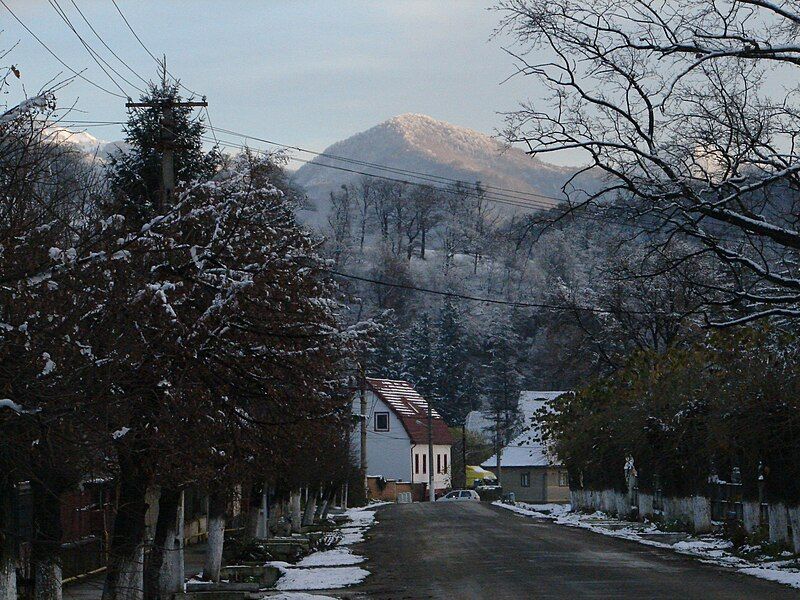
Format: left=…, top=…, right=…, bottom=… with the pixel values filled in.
left=68, top=0, right=151, bottom=87
left=110, top=0, right=202, bottom=98
left=0, top=0, right=127, bottom=99
left=46, top=0, right=142, bottom=97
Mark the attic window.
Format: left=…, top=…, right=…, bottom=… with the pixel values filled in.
left=374, top=412, right=390, bottom=432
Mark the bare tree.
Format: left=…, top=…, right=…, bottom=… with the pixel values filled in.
left=497, top=0, right=800, bottom=325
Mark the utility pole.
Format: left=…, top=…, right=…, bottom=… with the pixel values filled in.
left=495, top=407, right=503, bottom=490
left=428, top=399, right=435, bottom=502
left=125, top=61, right=207, bottom=211
left=359, top=364, right=368, bottom=500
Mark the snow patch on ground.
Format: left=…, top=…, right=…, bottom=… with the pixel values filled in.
left=296, top=548, right=364, bottom=567
left=264, top=593, right=339, bottom=600
left=266, top=504, right=382, bottom=592
left=493, top=501, right=800, bottom=589
left=272, top=566, right=369, bottom=591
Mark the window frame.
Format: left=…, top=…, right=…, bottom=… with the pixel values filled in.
left=374, top=411, right=390, bottom=432
left=558, top=471, right=569, bottom=487
left=521, top=472, right=531, bottom=488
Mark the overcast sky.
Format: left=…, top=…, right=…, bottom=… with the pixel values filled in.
left=3, top=1, right=556, bottom=162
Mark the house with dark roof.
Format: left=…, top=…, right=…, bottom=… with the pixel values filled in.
left=480, top=391, right=571, bottom=504
left=352, top=378, right=453, bottom=495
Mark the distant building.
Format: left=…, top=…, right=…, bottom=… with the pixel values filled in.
left=352, top=378, right=453, bottom=495
left=480, top=391, right=571, bottom=504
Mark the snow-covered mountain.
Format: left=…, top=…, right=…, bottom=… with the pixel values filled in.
left=292, top=113, right=579, bottom=219
left=48, top=127, right=125, bottom=159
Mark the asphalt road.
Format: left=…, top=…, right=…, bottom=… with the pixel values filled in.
left=347, top=502, right=799, bottom=600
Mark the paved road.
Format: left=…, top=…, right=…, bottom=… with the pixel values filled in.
left=348, top=502, right=798, bottom=599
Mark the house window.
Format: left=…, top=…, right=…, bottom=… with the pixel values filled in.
left=437, top=454, right=441, bottom=474
left=443, top=454, right=448, bottom=473
left=521, top=472, right=531, bottom=487
left=558, top=471, right=569, bottom=487
left=415, top=454, right=419, bottom=475
left=422, top=454, right=427, bottom=475
left=374, top=412, right=389, bottom=432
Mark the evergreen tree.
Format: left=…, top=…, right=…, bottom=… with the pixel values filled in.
left=403, top=312, right=434, bottom=397
left=432, top=298, right=477, bottom=424
left=482, top=311, right=523, bottom=445
left=107, top=82, right=221, bottom=222
left=367, top=310, right=405, bottom=379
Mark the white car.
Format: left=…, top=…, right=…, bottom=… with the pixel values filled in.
left=437, top=489, right=481, bottom=502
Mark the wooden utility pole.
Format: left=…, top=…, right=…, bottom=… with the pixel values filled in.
left=359, top=364, right=368, bottom=499
left=125, top=63, right=206, bottom=211
left=427, top=400, right=435, bottom=502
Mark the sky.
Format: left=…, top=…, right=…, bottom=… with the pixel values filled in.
left=2, top=1, right=558, bottom=163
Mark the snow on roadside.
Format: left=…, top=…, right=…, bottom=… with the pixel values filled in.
left=265, top=593, right=339, bottom=600
left=493, top=501, right=800, bottom=589
left=265, top=503, right=383, bottom=593
left=296, top=547, right=364, bottom=567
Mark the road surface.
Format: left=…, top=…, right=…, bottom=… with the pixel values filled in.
left=347, top=502, right=798, bottom=599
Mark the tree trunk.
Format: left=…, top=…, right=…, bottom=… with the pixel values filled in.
left=742, top=500, right=761, bottom=534
left=342, top=483, right=348, bottom=510
left=0, top=485, right=17, bottom=600
left=301, top=489, right=318, bottom=527
left=769, top=503, right=790, bottom=546
left=31, top=480, right=64, bottom=600
left=103, top=454, right=149, bottom=600
left=144, top=488, right=183, bottom=600
left=692, top=496, right=712, bottom=534
left=202, top=493, right=226, bottom=583
left=320, top=488, right=335, bottom=521
left=289, top=491, right=302, bottom=534
left=788, top=506, right=800, bottom=553
left=461, top=424, right=467, bottom=489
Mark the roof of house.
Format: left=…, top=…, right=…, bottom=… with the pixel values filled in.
left=480, top=391, right=570, bottom=469
left=465, top=390, right=570, bottom=439
left=366, top=377, right=453, bottom=446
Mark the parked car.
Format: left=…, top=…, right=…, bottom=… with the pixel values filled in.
left=437, top=489, right=481, bottom=502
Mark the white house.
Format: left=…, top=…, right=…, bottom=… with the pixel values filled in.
left=352, top=378, right=453, bottom=494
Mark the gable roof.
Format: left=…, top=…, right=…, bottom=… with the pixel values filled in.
left=366, top=377, right=453, bottom=446
left=481, top=390, right=570, bottom=469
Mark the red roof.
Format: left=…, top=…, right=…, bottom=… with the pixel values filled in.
left=366, top=378, right=453, bottom=446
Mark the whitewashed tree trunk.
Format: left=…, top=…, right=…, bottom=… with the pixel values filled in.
left=202, top=492, right=226, bottom=583
left=615, top=491, right=630, bottom=519
left=290, top=491, right=302, bottom=534
left=638, top=493, right=653, bottom=520
left=35, top=559, right=62, bottom=600
left=342, top=483, right=348, bottom=510
left=663, top=497, right=693, bottom=529
left=692, top=496, right=712, bottom=533
left=0, top=554, right=16, bottom=600
left=302, top=491, right=317, bottom=527
left=769, top=503, right=789, bottom=545
left=788, top=506, right=800, bottom=553
left=0, top=486, right=16, bottom=600
left=106, top=546, right=143, bottom=600
left=145, top=488, right=183, bottom=599
left=742, top=501, right=761, bottom=534
left=203, top=517, right=225, bottom=582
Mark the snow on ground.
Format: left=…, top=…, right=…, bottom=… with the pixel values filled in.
left=265, top=504, right=382, bottom=593
left=272, top=565, right=369, bottom=591
left=493, top=501, right=800, bottom=589
left=296, top=547, right=365, bottom=567
left=264, top=593, right=339, bottom=599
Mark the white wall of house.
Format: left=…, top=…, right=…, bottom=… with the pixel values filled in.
left=351, top=390, right=412, bottom=481
left=411, top=444, right=451, bottom=491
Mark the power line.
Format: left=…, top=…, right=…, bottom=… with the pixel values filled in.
left=46, top=0, right=143, bottom=98
left=0, top=0, right=127, bottom=99
left=209, top=124, right=567, bottom=207
left=68, top=0, right=151, bottom=88
left=110, top=0, right=201, bottom=98
left=325, top=268, right=685, bottom=316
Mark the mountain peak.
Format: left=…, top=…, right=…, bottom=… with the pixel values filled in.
left=293, top=114, right=577, bottom=223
